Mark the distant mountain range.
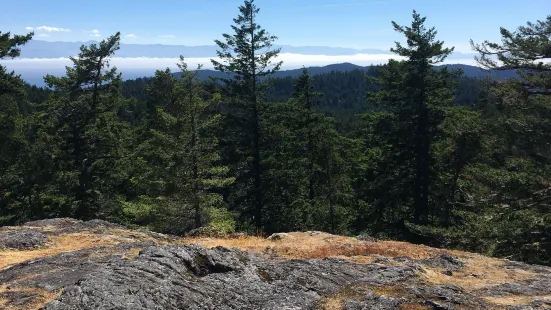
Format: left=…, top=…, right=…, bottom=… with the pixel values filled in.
left=179, top=63, right=518, bottom=81
left=18, top=40, right=478, bottom=59
left=18, top=62, right=517, bottom=87
left=9, top=40, right=518, bottom=86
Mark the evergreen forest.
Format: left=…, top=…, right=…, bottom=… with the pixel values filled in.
left=1, top=1, right=550, bottom=266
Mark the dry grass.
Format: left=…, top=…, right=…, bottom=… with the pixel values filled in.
left=183, top=232, right=452, bottom=262
left=188, top=232, right=542, bottom=309
left=123, top=247, right=143, bottom=260
left=316, top=285, right=369, bottom=310
left=0, top=226, right=163, bottom=309
left=398, top=304, right=432, bottom=310
left=0, top=228, right=164, bottom=270
left=1, top=226, right=545, bottom=310
left=421, top=254, right=536, bottom=292
left=316, top=285, right=431, bottom=310
left=0, top=284, right=61, bottom=310
left=485, top=295, right=551, bottom=306
left=373, top=285, right=410, bottom=297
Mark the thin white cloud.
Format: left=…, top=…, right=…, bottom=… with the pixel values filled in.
left=126, top=34, right=137, bottom=38
left=159, top=35, right=175, bottom=39
left=36, top=26, right=71, bottom=32
left=2, top=53, right=480, bottom=74
left=2, top=53, right=406, bottom=71
left=3, top=53, right=481, bottom=85
left=25, top=27, right=34, bottom=30
left=88, top=29, right=102, bottom=37
left=37, top=34, right=49, bottom=37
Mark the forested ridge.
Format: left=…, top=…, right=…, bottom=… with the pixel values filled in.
left=121, top=67, right=484, bottom=132
left=1, top=0, right=550, bottom=266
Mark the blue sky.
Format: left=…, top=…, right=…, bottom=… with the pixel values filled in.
left=2, top=0, right=549, bottom=52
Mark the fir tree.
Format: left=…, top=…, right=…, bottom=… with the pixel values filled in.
left=0, top=30, right=33, bottom=224
left=127, top=58, right=234, bottom=234
left=292, top=68, right=322, bottom=216
left=462, top=15, right=551, bottom=264
left=366, top=11, right=462, bottom=227
left=471, top=15, right=551, bottom=95
left=211, top=0, right=282, bottom=230
left=40, top=33, right=131, bottom=219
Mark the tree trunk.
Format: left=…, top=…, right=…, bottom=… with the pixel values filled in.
left=190, top=82, right=201, bottom=229
left=413, top=106, right=430, bottom=225
left=307, top=91, right=315, bottom=219
left=328, top=154, right=335, bottom=234
left=250, top=11, right=262, bottom=230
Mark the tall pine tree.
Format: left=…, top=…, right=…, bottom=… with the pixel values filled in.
left=366, top=11, right=461, bottom=229
left=39, top=33, right=131, bottom=220
left=292, top=68, right=322, bottom=216
left=0, top=30, right=33, bottom=224
left=127, top=58, right=233, bottom=234
left=212, top=0, right=282, bottom=230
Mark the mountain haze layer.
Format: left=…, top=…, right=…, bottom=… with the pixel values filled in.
left=5, top=40, right=499, bottom=86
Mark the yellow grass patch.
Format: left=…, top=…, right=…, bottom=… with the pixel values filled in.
left=316, top=285, right=369, bottom=310
left=0, top=284, right=61, bottom=310
left=0, top=230, right=160, bottom=270
left=398, top=305, right=432, bottom=310
left=373, top=285, right=410, bottom=297
left=183, top=232, right=452, bottom=262
left=485, top=295, right=551, bottom=306
left=421, top=253, right=536, bottom=292
left=316, top=285, right=431, bottom=310
left=1, top=226, right=545, bottom=310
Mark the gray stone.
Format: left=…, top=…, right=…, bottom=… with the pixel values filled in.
left=267, top=232, right=295, bottom=240
left=42, top=245, right=417, bottom=310
left=356, top=233, right=378, bottom=242
left=1, top=218, right=550, bottom=310
left=24, top=218, right=82, bottom=228
left=420, top=254, right=465, bottom=271
left=0, top=229, right=48, bottom=249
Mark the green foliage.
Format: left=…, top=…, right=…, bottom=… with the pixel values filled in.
left=361, top=11, right=462, bottom=238
left=126, top=58, right=233, bottom=234
left=471, top=15, right=551, bottom=96
left=33, top=32, right=131, bottom=220
left=261, top=69, right=362, bottom=234
left=0, top=31, right=33, bottom=98
left=203, top=205, right=236, bottom=236
left=0, top=30, right=33, bottom=225
left=2, top=8, right=551, bottom=268
left=409, top=15, right=551, bottom=265
left=212, top=0, right=282, bottom=230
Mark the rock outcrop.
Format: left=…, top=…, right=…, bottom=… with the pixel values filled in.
left=0, top=229, right=48, bottom=250
left=1, top=219, right=550, bottom=309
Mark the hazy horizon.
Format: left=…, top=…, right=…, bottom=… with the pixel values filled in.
left=3, top=0, right=546, bottom=85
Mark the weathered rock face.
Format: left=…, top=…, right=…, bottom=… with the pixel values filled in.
left=1, top=218, right=551, bottom=310
left=44, top=245, right=420, bottom=310
left=0, top=229, right=48, bottom=249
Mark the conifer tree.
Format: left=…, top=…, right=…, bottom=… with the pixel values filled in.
left=128, top=58, right=233, bottom=234
left=471, top=15, right=551, bottom=95
left=178, top=58, right=235, bottom=231
left=292, top=68, right=323, bottom=214
left=462, top=15, right=551, bottom=264
left=0, top=30, right=33, bottom=224
left=40, top=33, right=131, bottom=219
left=0, top=30, right=33, bottom=97
left=367, top=11, right=461, bottom=226
left=211, top=0, right=282, bottom=230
